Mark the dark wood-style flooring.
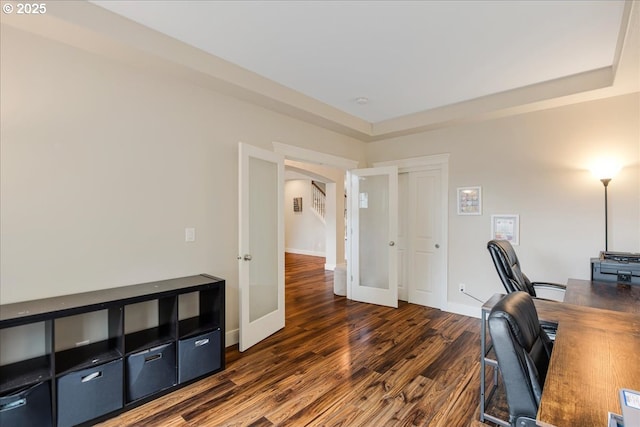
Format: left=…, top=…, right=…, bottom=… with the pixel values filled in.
left=99, top=253, right=500, bottom=426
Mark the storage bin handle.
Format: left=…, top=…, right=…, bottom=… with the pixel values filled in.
left=81, top=371, right=102, bottom=383
left=195, top=338, right=209, bottom=347
left=145, top=353, right=162, bottom=363
left=0, top=398, right=26, bottom=412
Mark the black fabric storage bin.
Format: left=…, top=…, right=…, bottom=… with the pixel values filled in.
left=57, top=358, right=123, bottom=427
left=0, top=381, right=52, bottom=427
left=126, top=342, right=176, bottom=402
left=178, top=330, right=221, bottom=384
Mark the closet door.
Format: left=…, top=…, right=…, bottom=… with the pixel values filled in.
left=407, top=169, right=444, bottom=309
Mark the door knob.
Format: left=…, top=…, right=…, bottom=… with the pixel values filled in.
left=435, top=244, right=440, bottom=249
left=243, top=254, right=252, bottom=261
left=389, top=241, right=395, bottom=246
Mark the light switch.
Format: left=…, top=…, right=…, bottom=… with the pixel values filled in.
left=185, top=227, right=196, bottom=242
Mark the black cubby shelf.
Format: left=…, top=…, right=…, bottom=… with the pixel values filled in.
left=0, top=355, right=51, bottom=395
left=0, top=274, right=225, bottom=427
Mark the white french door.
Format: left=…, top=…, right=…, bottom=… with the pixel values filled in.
left=347, top=166, right=398, bottom=308
left=238, top=143, right=284, bottom=352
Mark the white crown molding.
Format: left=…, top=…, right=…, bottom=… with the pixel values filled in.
left=4, top=0, right=638, bottom=143
left=373, top=154, right=450, bottom=170
left=273, top=142, right=360, bottom=170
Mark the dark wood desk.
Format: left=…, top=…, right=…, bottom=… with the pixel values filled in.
left=480, top=281, right=640, bottom=427
left=564, top=278, right=640, bottom=314
left=538, top=316, right=640, bottom=427
left=532, top=297, right=640, bottom=333
left=537, top=279, right=640, bottom=426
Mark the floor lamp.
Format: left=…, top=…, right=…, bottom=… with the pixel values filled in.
left=599, top=177, right=611, bottom=252
left=592, top=161, right=621, bottom=252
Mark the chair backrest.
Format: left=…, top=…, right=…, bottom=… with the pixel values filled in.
left=488, top=291, right=552, bottom=427
left=487, top=239, right=537, bottom=296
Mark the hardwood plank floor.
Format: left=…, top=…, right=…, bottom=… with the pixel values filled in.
left=98, top=253, right=500, bottom=426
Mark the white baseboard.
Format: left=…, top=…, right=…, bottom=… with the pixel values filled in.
left=285, top=248, right=326, bottom=257
left=226, top=328, right=239, bottom=347
left=446, top=301, right=481, bottom=319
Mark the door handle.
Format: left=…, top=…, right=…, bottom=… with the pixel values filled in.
left=389, top=241, right=395, bottom=246
left=243, top=254, right=252, bottom=261
left=435, top=244, right=440, bottom=249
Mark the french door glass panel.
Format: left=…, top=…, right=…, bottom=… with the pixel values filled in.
left=238, top=143, right=284, bottom=352
left=349, top=166, right=398, bottom=308
left=248, top=156, right=278, bottom=321
left=359, top=174, right=390, bottom=289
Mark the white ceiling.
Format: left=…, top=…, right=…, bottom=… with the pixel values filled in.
left=91, top=0, right=627, bottom=124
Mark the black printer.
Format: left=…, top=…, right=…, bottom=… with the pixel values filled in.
left=591, top=251, right=640, bottom=285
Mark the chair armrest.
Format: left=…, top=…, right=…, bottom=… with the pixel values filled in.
left=540, top=320, right=558, bottom=341
left=515, top=416, right=539, bottom=427
left=532, top=282, right=566, bottom=292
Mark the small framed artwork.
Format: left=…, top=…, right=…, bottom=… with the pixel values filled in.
left=293, top=197, right=302, bottom=212
left=491, top=214, right=520, bottom=245
left=457, top=186, right=482, bottom=215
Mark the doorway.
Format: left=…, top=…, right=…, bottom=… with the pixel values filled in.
left=239, top=143, right=448, bottom=351
left=284, top=164, right=342, bottom=269
left=274, top=142, right=358, bottom=271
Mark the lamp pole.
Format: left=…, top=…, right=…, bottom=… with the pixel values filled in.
left=601, top=178, right=611, bottom=252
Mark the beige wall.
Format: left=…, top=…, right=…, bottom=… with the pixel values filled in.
left=284, top=180, right=326, bottom=256
left=1, top=18, right=639, bottom=359
left=0, top=25, right=365, bottom=354
left=366, top=93, right=640, bottom=312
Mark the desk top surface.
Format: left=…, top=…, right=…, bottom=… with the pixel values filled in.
left=484, top=281, right=640, bottom=427
left=564, top=278, right=640, bottom=314
left=538, top=319, right=640, bottom=427
left=483, top=292, right=640, bottom=333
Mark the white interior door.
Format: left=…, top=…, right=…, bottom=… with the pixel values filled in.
left=407, top=169, right=444, bottom=308
left=238, top=142, right=284, bottom=352
left=348, top=166, right=398, bottom=308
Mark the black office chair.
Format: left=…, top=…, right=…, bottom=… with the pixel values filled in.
left=488, top=291, right=552, bottom=427
left=487, top=239, right=565, bottom=340
left=487, top=239, right=566, bottom=298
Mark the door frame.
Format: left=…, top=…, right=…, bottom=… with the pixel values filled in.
left=373, top=154, right=449, bottom=310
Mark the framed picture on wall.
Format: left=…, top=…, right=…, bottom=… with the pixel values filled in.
left=457, top=186, right=482, bottom=215
left=491, top=214, right=520, bottom=245
left=293, top=197, right=302, bottom=212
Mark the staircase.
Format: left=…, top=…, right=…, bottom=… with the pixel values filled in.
left=311, top=181, right=326, bottom=221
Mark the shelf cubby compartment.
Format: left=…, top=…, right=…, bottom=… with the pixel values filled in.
left=54, top=307, right=123, bottom=376
left=0, top=356, right=52, bottom=395
left=0, top=320, right=53, bottom=395
left=124, top=297, right=177, bottom=355
left=178, top=287, right=222, bottom=339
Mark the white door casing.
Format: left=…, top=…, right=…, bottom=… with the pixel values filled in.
left=397, top=173, right=409, bottom=301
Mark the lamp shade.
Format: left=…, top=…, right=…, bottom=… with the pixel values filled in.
left=591, top=159, right=621, bottom=180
